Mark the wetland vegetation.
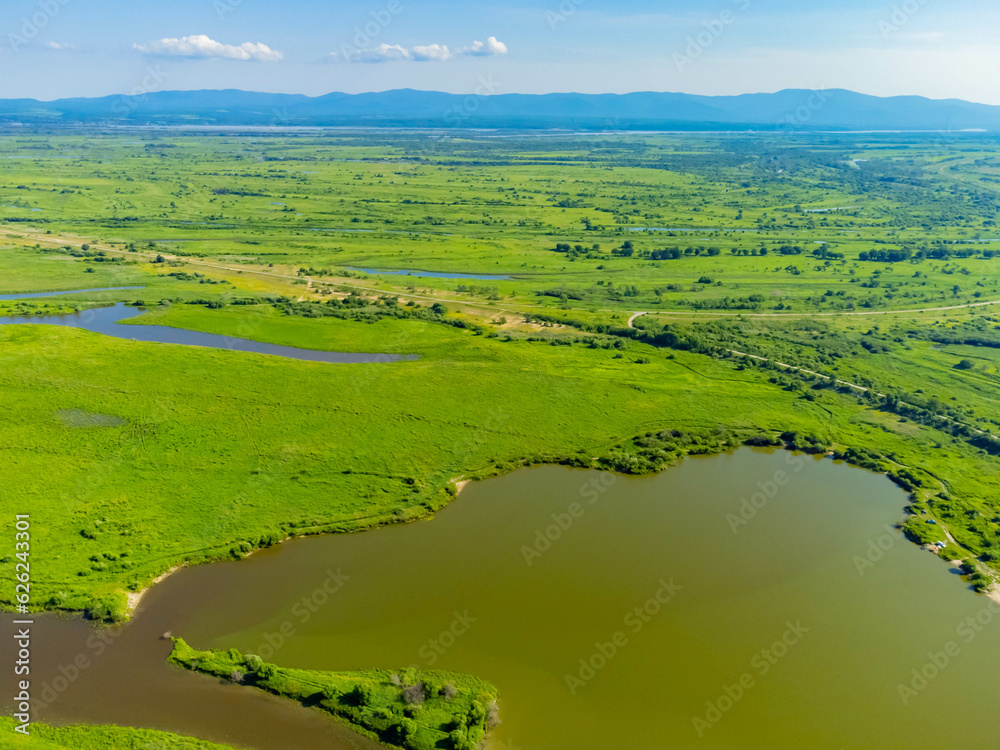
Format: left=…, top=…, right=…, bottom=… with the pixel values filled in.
left=3, top=128, right=1000, bottom=748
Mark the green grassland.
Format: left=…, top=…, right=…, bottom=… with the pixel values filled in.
left=2, top=129, right=1000, bottom=621
left=0, top=717, right=237, bottom=750
left=4, top=131, right=1000, bottom=317
left=169, top=638, right=499, bottom=750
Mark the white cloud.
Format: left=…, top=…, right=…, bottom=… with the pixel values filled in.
left=45, top=41, right=75, bottom=51
left=461, top=36, right=509, bottom=57
left=341, top=43, right=412, bottom=63
left=412, top=43, right=453, bottom=62
left=332, top=37, right=508, bottom=63
left=134, top=34, right=283, bottom=62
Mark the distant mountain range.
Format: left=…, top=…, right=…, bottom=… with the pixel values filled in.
left=2, top=88, right=999, bottom=131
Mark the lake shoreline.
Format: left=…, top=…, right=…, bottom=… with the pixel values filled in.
left=17, top=441, right=997, bottom=628
left=126, top=565, right=185, bottom=617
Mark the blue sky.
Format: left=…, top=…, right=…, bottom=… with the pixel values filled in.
left=2, top=0, right=1000, bottom=103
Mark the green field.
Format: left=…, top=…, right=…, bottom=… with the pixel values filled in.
left=3, top=129, right=1000, bottom=750
left=3, top=130, right=1000, bottom=620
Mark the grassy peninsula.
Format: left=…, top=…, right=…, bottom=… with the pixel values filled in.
left=168, top=639, right=499, bottom=750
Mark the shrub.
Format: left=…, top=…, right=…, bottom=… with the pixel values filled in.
left=396, top=719, right=417, bottom=742
left=403, top=682, right=426, bottom=704
left=351, top=684, right=374, bottom=706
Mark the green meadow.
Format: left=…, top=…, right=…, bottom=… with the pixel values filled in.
left=2, top=128, right=999, bottom=617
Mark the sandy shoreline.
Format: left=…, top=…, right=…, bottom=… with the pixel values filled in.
left=126, top=565, right=184, bottom=617
left=988, top=585, right=1000, bottom=607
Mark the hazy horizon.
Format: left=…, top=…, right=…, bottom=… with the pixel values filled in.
left=3, top=0, right=1000, bottom=104
left=7, top=86, right=1000, bottom=108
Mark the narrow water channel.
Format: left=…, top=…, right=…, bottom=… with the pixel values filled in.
left=0, top=303, right=415, bottom=364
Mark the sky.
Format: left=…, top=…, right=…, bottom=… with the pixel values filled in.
left=2, top=0, right=1000, bottom=103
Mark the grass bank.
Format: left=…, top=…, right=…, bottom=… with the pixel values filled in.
left=169, top=638, right=499, bottom=750
left=0, top=717, right=238, bottom=750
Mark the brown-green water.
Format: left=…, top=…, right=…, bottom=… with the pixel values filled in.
left=6, top=449, right=1000, bottom=748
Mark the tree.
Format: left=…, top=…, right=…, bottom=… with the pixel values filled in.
left=396, top=719, right=417, bottom=742
left=403, top=682, right=426, bottom=704
left=431, top=303, right=448, bottom=315
left=351, top=684, right=374, bottom=706
left=613, top=241, right=634, bottom=258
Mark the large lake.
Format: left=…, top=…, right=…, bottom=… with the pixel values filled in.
left=4, top=449, right=1000, bottom=749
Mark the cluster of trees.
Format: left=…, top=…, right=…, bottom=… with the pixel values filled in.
left=212, top=187, right=265, bottom=196
left=162, top=271, right=227, bottom=285
left=297, top=265, right=338, bottom=277
left=685, top=294, right=768, bottom=311
left=812, top=247, right=845, bottom=260
left=454, top=284, right=501, bottom=300
left=552, top=242, right=603, bottom=259
left=859, top=249, right=913, bottom=263
left=273, top=295, right=478, bottom=331
left=648, top=246, right=722, bottom=259
left=596, top=429, right=741, bottom=475
left=858, top=246, right=998, bottom=263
